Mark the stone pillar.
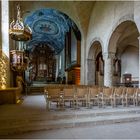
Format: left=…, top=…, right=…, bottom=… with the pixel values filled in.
left=0, top=0, right=10, bottom=88
left=1, top=0, right=9, bottom=57
left=103, top=52, right=115, bottom=87
left=55, top=55, right=59, bottom=81
left=87, top=59, right=96, bottom=85
left=138, top=37, right=140, bottom=88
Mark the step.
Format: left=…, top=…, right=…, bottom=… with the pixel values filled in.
left=27, top=86, right=44, bottom=94
left=0, top=107, right=140, bottom=121
left=0, top=107, right=140, bottom=135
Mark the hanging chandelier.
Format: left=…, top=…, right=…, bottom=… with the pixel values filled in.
left=9, top=5, right=32, bottom=41
left=9, top=4, right=31, bottom=74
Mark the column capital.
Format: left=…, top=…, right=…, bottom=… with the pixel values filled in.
left=103, top=52, right=108, bottom=60
left=103, top=52, right=115, bottom=60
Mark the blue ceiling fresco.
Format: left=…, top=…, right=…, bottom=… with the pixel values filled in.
left=24, top=8, right=80, bottom=54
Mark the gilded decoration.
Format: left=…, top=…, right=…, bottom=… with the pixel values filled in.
left=0, top=50, right=8, bottom=89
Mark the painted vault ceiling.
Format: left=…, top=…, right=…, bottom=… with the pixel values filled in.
left=24, top=8, right=80, bottom=54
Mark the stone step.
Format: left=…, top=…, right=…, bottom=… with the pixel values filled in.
left=0, top=113, right=140, bottom=135
left=27, top=86, right=44, bottom=94
left=1, top=107, right=140, bottom=135
left=1, top=106, right=140, bottom=118
left=0, top=106, right=140, bottom=121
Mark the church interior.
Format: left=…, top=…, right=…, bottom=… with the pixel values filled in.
left=1, top=1, right=140, bottom=139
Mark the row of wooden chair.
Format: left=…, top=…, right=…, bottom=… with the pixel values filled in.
left=44, top=86, right=140, bottom=110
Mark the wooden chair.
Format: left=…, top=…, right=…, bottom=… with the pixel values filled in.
left=88, top=86, right=100, bottom=108
left=62, top=86, right=76, bottom=108
left=101, top=87, right=114, bottom=107
left=44, top=88, right=62, bottom=110
left=135, top=88, right=140, bottom=106
left=75, top=86, right=88, bottom=108
left=124, top=87, right=136, bottom=106
left=113, top=87, right=125, bottom=107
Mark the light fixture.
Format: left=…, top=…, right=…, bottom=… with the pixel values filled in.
left=9, top=4, right=32, bottom=41
left=9, top=4, right=31, bottom=74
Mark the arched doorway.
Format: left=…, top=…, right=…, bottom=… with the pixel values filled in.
left=28, top=44, right=56, bottom=83
left=87, top=41, right=103, bottom=86
left=108, top=21, right=139, bottom=87
left=24, top=8, right=81, bottom=85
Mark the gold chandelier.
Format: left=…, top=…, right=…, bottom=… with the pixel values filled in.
left=9, top=4, right=31, bottom=74
left=9, top=5, right=32, bottom=41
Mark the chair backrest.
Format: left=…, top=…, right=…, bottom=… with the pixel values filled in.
left=47, top=88, right=61, bottom=98
left=135, top=88, right=140, bottom=96
left=63, top=87, right=75, bottom=97
left=114, top=87, right=124, bottom=96
left=89, top=87, right=99, bottom=98
left=126, top=87, right=136, bottom=95
left=113, top=87, right=126, bottom=96
left=76, top=87, right=88, bottom=97
left=102, top=87, right=114, bottom=96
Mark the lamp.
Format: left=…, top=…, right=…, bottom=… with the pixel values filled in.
left=9, top=4, right=32, bottom=41
left=9, top=4, right=31, bottom=73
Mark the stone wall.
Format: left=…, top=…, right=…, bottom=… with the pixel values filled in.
left=85, top=1, right=140, bottom=85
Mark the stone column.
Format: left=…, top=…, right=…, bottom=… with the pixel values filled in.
left=0, top=0, right=10, bottom=88
left=87, top=59, right=96, bottom=85
left=1, top=0, right=9, bottom=57
left=103, top=52, right=115, bottom=87
left=138, top=37, right=140, bottom=88
left=55, top=55, right=59, bottom=81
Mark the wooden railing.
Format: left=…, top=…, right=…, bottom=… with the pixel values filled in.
left=0, top=87, right=21, bottom=104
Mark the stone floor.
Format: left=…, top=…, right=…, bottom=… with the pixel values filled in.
left=2, top=121, right=140, bottom=139
left=0, top=95, right=140, bottom=139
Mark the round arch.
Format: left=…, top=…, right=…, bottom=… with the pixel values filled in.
left=88, top=37, right=104, bottom=59
left=87, top=40, right=103, bottom=85
left=106, top=15, right=139, bottom=86
left=107, top=14, right=139, bottom=53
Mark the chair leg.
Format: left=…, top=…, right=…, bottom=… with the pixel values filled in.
left=97, top=97, right=100, bottom=107
left=87, top=100, right=92, bottom=109
left=86, top=99, right=88, bottom=108
left=114, top=97, right=117, bottom=107
left=102, top=97, right=105, bottom=108
left=122, top=96, right=125, bottom=107
left=46, top=100, right=50, bottom=111
left=111, top=98, right=113, bottom=107
left=133, top=97, right=135, bottom=106
left=136, top=97, right=138, bottom=106
left=126, top=97, right=128, bottom=107
left=122, top=98, right=124, bottom=107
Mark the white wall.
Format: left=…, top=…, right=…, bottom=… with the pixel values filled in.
left=121, top=46, right=139, bottom=79
left=85, top=1, right=140, bottom=84
left=87, top=1, right=134, bottom=56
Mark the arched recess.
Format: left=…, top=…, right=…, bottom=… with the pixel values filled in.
left=87, top=40, right=104, bottom=86
left=108, top=20, right=139, bottom=86
left=23, top=8, right=81, bottom=84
